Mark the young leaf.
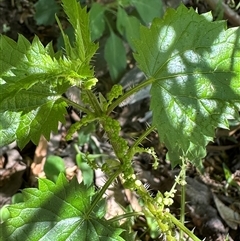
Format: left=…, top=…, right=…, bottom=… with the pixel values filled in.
left=44, top=155, right=66, bottom=182
left=0, top=35, right=78, bottom=148
left=1, top=0, right=99, bottom=148
left=34, top=0, right=60, bottom=25
left=130, top=0, right=163, bottom=24
left=1, top=173, right=125, bottom=241
left=0, top=35, right=76, bottom=91
left=133, top=5, right=240, bottom=167
left=60, top=0, right=98, bottom=66
left=104, top=32, right=126, bottom=82
left=89, top=3, right=106, bottom=41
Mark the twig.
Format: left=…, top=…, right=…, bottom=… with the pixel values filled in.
left=204, top=0, right=240, bottom=26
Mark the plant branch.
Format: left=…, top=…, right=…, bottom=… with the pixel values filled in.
left=107, top=77, right=154, bottom=114
left=180, top=180, right=186, bottom=241
left=205, top=0, right=240, bottom=26
left=85, top=169, right=122, bottom=217
left=168, top=212, right=201, bottom=241
left=130, top=125, right=156, bottom=151
left=60, top=96, right=92, bottom=115
left=109, top=211, right=143, bottom=223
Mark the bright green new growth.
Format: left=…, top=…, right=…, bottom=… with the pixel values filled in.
left=1, top=173, right=125, bottom=241
left=0, top=35, right=72, bottom=148
left=134, top=5, right=240, bottom=167
left=0, top=0, right=98, bottom=148
left=58, top=0, right=98, bottom=67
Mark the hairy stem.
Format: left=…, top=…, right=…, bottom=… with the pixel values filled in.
left=109, top=211, right=143, bottom=223
left=85, top=90, right=103, bottom=115
left=130, top=125, right=156, bottom=151
left=168, top=213, right=201, bottom=241
left=61, top=96, right=92, bottom=115
left=180, top=183, right=186, bottom=241
left=85, top=169, right=122, bottom=217
left=107, top=77, right=154, bottom=114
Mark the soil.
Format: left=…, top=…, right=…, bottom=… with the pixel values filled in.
left=1, top=1, right=240, bottom=240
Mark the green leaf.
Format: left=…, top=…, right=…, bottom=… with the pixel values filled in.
left=0, top=35, right=79, bottom=148
left=0, top=112, right=21, bottom=147
left=44, top=155, right=66, bottom=182
left=130, top=0, right=163, bottom=24
left=118, top=0, right=131, bottom=7
left=34, top=0, right=60, bottom=25
left=2, top=173, right=125, bottom=241
left=19, top=98, right=68, bottom=149
left=117, top=7, right=140, bottom=50
left=0, top=84, right=69, bottom=148
left=89, top=3, right=106, bottom=41
left=133, top=5, right=240, bottom=167
left=104, top=33, right=126, bottom=82
left=0, top=83, right=70, bottom=149
left=60, top=0, right=98, bottom=67
left=11, top=193, right=24, bottom=204
left=1, top=1, right=99, bottom=148
left=0, top=35, right=77, bottom=89
left=0, top=205, right=11, bottom=222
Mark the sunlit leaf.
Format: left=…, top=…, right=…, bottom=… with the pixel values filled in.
left=61, top=0, right=98, bottom=66
left=0, top=0, right=98, bottom=148
left=1, top=173, right=125, bottom=241
left=134, top=5, right=240, bottom=167
left=0, top=35, right=75, bottom=148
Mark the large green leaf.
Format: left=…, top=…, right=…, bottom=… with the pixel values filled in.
left=0, top=35, right=77, bottom=148
left=1, top=173, right=125, bottom=241
left=134, top=5, right=240, bottom=167
left=0, top=0, right=99, bottom=148
left=0, top=85, right=69, bottom=148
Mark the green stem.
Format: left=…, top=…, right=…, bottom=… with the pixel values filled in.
left=60, top=96, right=92, bottom=115
left=104, top=15, right=114, bottom=33
left=74, top=144, right=81, bottom=154
left=130, top=125, right=156, bottom=151
left=108, top=211, right=143, bottom=223
left=107, top=77, right=154, bottom=114
left=180, top=176, right=186, bottom=241
left=85, top=168, right=122, bottom=217
left=168, top=213, right=201, bottom=241
left=85, top=90, right=103, bottom=116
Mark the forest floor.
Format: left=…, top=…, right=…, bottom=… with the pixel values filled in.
left=1, top=0, right=240, bottom=240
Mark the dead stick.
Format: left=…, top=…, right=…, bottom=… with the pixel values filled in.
left=204, top=0, right=240, bottom=26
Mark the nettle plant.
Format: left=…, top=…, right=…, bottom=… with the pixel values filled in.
left=1, top=0, right=240, bottom=240
left=34, top=0, right=164, bottom=82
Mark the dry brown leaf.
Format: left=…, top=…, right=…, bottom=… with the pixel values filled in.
left=213, top=193, right=240, bottom=230
left=31, top=135, right=48, bottom=178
